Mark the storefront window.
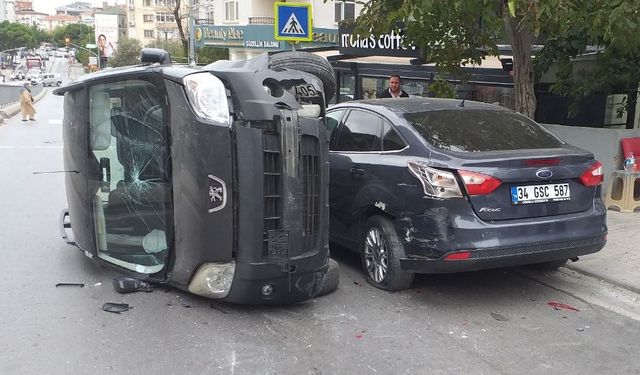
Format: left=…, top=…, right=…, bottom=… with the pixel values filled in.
left=338, top=73, right=355, bottom=102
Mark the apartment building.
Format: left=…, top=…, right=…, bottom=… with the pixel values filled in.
left=42, top=14, right=81, bottom=31
left=0, top=0, right=16, bottom=22
left=126, top=0, right=185, bottom=45
left=192, top=0, right=364, bottom=60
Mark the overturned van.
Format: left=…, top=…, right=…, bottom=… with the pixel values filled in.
left=54, top=49, right=338, bottom=304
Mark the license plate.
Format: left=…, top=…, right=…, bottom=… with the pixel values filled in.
left=510, top=183, right=570, bottom=205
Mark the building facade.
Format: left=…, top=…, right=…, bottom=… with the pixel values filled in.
left=0, top=0, right=16, bottom=22
left=193, top=0, right=364, bottom=60
left=126, top=0, right=184, bottom=45
left=42, top=14, right=81, bottom=31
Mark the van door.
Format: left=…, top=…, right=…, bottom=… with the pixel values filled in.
left=87, top=75, right=173, bottom=277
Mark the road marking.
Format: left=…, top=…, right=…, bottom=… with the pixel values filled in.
left=0, top=145, right=63, bottom=149
left=48, top=119, right=63, bottom=125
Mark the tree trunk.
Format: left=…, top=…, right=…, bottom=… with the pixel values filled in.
left=503, top=11, right=536, bottom=119
left=173, top=0, right=188, bottom=56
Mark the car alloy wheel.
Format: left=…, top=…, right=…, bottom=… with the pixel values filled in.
left=364, top=227, right=389, bottom=283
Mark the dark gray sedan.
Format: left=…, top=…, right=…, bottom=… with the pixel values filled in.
left=326, top=98, right=607, bottom=290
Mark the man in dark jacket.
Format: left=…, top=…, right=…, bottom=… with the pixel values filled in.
left=377, top=74, right=409, bottom=98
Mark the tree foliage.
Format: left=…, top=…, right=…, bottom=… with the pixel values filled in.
left=51, top=23, right=93, bottom=49
left=535, top=0, right=640, bottom=117
left=0, top=21, right=38, bottom=50
left=197, top=46, right=229, bottom=65
left=108, top=37, right=142, bottom=67
left=355, top=0, right=640, bottom=120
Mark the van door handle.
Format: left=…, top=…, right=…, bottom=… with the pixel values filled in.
left=350, top=167, right=366, bottom=176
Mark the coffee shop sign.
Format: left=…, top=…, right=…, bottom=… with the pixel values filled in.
left=340, top=29, right=412, bottom=51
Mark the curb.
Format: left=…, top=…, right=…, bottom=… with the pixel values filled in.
left=566, top=263, right=640, bottom=296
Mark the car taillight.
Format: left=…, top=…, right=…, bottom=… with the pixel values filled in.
left=579, top=161, right=603, bottom=187
left=407, top=161, right=462, bottom=198
left=458, top=170, right=502, bottom=195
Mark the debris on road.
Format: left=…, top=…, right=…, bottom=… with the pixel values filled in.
left=102, top=303, right=131, bottom=314
left=55, top=283, right=84, bottom=288
left=547, top=301, right=580, bottom=312
left=112, top=278, right=152, bottom=294
left=490, top=312, right=510, bottom=321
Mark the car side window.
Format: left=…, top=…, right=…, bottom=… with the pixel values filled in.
left=382, top=120, right=406, bottom=151
left=331, top=110, right=382, bottom=152
left=326, top=110, right=344, bottom=137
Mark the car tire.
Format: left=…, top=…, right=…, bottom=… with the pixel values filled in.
left=57, top=81, right=61, bottom=86
left=361, top=215, right=414, bottom=291
left=528, top=259, right=568, bottom=271
left=268, top=51, right=336, bottom=102
left=317, top=258, right=340, bottom=296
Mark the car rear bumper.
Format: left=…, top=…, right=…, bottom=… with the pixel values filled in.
left=395, top=198, right=607, bottom=273
left=400, top=236, right=605, bottom=273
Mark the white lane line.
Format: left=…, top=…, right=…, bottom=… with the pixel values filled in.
left=48, top=119, right=63, bottom=125
left=0, top=146, right=63, bottom=149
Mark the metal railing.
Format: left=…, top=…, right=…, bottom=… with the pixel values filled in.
left=0, top=83, right=44, bottom=108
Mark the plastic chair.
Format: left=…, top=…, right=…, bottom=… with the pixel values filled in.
left=605, top=137, right=640, bottom=212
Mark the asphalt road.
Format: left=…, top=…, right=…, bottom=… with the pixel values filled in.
left=0, top=59, right=639, bottom=375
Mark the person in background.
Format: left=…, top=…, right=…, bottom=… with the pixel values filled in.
left=377, top=74, right=409, bottom=98
left=20, top=83, right=36, bottom=122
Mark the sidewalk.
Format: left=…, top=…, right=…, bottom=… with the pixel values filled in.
left=567, top=210, right=640, bottom=294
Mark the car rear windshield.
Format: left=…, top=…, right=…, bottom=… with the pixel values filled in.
left=404, top=109, right=563, bottom=152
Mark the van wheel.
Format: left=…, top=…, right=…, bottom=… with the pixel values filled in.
left=268, top=51, right=336, bottom=102
left=528, top=259, right=568, bottom=271
left=56, top=81, right=61, bottom=86
left=361, top=216, right=414, bottom=291
left=317, top=258, right=340, bottom=296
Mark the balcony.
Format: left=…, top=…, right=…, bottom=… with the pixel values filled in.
left=248, top=16, right=274, bottom=25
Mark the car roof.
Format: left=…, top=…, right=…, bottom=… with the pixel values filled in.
left=330, top=97, right=511, bottom=115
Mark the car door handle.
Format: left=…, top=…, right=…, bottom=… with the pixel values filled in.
left=350, top=167, right=366, bottom=176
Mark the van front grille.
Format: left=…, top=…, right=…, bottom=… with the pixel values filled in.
left=301, top=135, right=320, bottom=245
left=263, top=133, right=282, bottom=237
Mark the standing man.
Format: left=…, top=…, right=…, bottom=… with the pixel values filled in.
left=19, top=83, right=36, bottom=122
left=377, top=74, right=409, bottom=98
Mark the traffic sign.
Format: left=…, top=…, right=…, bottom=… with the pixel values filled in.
left=274, top=2, right=313, bottom=42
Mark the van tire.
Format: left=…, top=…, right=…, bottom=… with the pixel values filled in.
left=317, top=258, right=340, bottom=296
left=268, top=51, right=336, bottom=102
left=361, top=216, right=414, bottom=291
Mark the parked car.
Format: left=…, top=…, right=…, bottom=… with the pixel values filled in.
left=10, top=70, right=25, bottom=80
left=54, top=48, right=338, bottom=304
left=42, top=73, right=62, bottom=86
left=326, top=98, right=607, bottom=290
left=26, top=68, right=41, bottom=81
left=30, top=76, right=42, bottom=86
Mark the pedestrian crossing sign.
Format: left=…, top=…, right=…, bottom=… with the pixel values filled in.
left=274, top=2, right=313, bottom=42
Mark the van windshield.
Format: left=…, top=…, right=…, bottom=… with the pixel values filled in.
left=403, top=110, right=564, bottom=152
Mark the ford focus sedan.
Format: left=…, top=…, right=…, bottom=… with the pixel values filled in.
left=326, top=98, right=607, bottom=290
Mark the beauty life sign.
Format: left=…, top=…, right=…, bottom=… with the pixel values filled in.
left=338, top=24, right=419, bottom=58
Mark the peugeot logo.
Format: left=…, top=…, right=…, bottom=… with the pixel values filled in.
left=536, top=169, right=553, bottom=179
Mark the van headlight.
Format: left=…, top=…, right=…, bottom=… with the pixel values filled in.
left=183, top=72, right=230, bottom=126
left=188, top=261, right=236, bottom=298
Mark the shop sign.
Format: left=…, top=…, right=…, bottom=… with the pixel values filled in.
left=338, top=24, right=420, bottom=58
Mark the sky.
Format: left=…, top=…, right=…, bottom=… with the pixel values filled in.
left=32, top=0, right=114, bottom=17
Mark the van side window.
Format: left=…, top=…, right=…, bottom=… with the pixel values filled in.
left=330, top=110, right=382, bottom=152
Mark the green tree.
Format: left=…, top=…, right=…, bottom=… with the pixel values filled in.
left=356, top=0, right=640, bottom=120
left=0, top=21, right=37, bottom=50
left=355, top=0, right=538, bottom=116
left=109, top=37, right=142, bottom=67
left=51, top=23, right=93, bottom=49
left=145, top=38, right=186, bottom=62
left=535, top=0, right=640, bottom=127
left=197, top=46, right=229, bottom=65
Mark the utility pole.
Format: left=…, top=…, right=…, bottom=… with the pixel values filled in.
left=188, top=0, right=195, bottom=65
